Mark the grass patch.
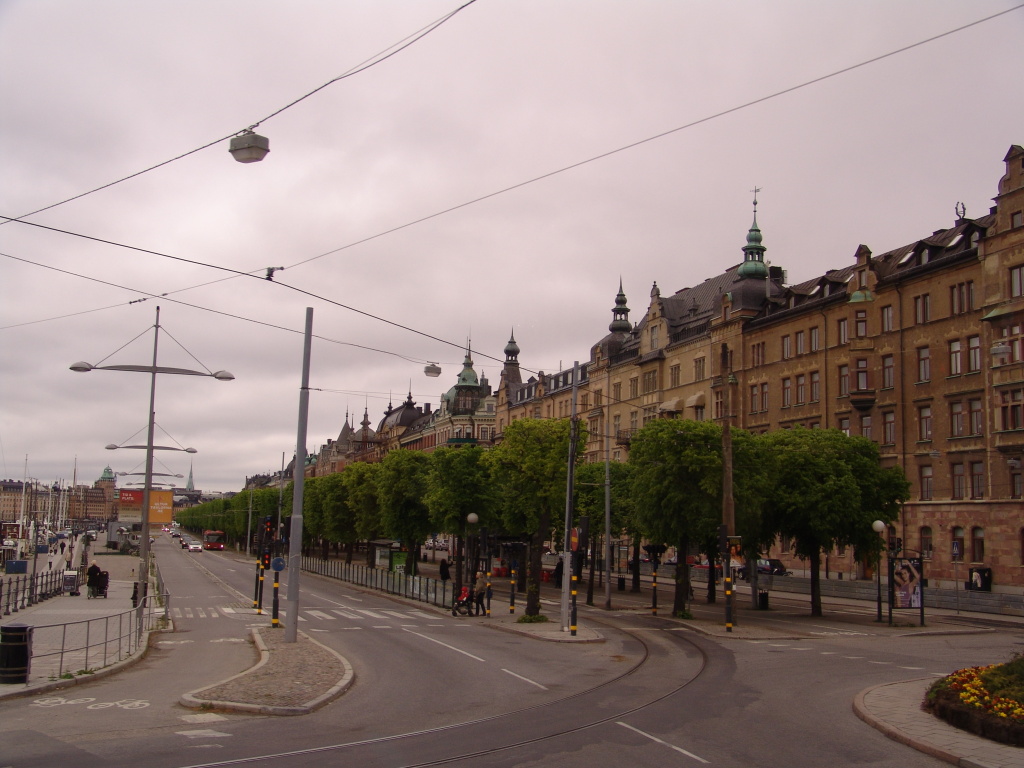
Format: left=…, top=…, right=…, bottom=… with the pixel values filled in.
left=516, top=614, right=549, bottom=624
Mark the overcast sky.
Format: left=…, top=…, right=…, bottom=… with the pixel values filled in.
left=2, top=1, right=1022, bottom=494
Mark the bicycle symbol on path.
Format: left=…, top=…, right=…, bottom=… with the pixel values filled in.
left=32, top=696, right=150, bottom=709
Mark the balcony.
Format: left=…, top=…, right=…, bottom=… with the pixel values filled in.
left=849, top=388, right=876, bottom=412
left=616, top=429, right=638, bottom=446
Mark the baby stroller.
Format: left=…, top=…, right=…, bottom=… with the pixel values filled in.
left=93, top=570, right=109, bottom=599
left=451, top=586, right=472, bottom=616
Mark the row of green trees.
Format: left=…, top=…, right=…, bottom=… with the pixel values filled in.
left=178, top=418, right=909, bottom=618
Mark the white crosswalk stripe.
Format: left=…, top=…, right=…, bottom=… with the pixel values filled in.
left=168, top=605, right=440, bottom=625
left=306, top=610, right=335, bottom=620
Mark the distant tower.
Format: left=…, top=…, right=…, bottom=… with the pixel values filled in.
left=609, top=280, right=631, bottom=333
left=737, top=188, right=768, bottom=279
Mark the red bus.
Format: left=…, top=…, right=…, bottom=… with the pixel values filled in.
left=202, top=530, right=226, bottom=550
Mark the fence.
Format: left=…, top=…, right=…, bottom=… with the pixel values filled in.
left=1, top=568, right=80, bottom=616
left=301, top=556, right=455, bottom=609
left=2, top=593, right=168, bottom=686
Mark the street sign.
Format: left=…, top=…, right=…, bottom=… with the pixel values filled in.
left=952, top=541, right=960, bottom=558
left=570, top=528, right=580, bottom=552
left=271, top=557, right=286, bottom=572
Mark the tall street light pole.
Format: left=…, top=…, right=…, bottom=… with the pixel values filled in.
left=71, top=306, right=233, bottom=634
left=720, top=343, right=735, bottom=633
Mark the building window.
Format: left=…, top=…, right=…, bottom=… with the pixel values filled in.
left=594, top=389, right=603, bottom=407
left=1011, top=467, right=1023, bottom=499
left=952, top=464, right=966, bottom=499
left=918, top=405, right=932, bottom=441
left=782, top=335, right=792, bottom=360
left=810, top=371, right=820, bottom=402
left=642, top=406, right=658, bottom=425
left=950, top=401, right=965, bottom=437
left=860, top=414, right=872, bottom=439
left=855, top=358, right=869, bottom=391
left=1000, top=388, right=1024, bottom=430
left=629, top=377, right=638, bottom=398
left=642, top=370, right=658, bottom=394
left=882, top=355, right=895, bottom=389
left=917, top=347, right=931, bottom=382
left=694, top=357, right=706, bottom=381
left=970, top=462, right=985, bottom=499
left=749, top=385, right=760, bottom=414
left=949, top=339, right=962, bottom=376
left=629, top=410, right=638, bottom=430
left=914, top=294, right=931, bottom=324
left=796, top=374, right=806, bottom=405
left=971, top=527, right=985, bottom=562
left=855, top=310, right=867, bottom=338
left=919, top=465, right=933, bottom=500
left=883, top=411, right=896, bottom=444
left=996, top=323, right=1023, bottom=364
left=920, top=526, right=933, bottom=559
left=810, top=326, right=820, bottom=351
left=837, top=318, right=849, bottom=344
left=782, top=378, right=791, bottom=407
left=837, top=365, right=849, bottom=396
left=669, top=365, right=680, bottom=388
left=839, top=417, right=850, bottom=436
left=795, top=330, right=806, bottom=355
left=967, top=336, right=981, bottom=373
left=1013, top=211, right=1024, bottom=229
left=881, top=305, right=894, bottom=332
left=950, top=281, right=974, bottom=315
left=952, top=527, right=965, bottom=562
left=969, top=398, right=984, bottom=435
left=1012, top=264, right=1024, bottom=297
left=714, top=390, right=724, bottom=420
left=612, top=382, right=621, bottom=401
left=650, top=326, right=659, bottom=349
left=751, top=342, right=766, bottom=367
left=693, top=405, right=705, bottom=422
left=760, top=383, right=769, bottom=413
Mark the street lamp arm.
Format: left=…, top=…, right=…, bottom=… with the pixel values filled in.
left=71, top=362, right=234, bottom=379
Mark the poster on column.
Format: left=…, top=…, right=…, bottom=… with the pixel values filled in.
left=892, top=557, right=923, bottom=609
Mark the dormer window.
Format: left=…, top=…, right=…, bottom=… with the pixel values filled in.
left=650, top=325, right=659, bottom=349
left=970, top=231, right=981, bottom=248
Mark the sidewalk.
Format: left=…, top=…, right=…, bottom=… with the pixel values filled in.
left=0, top=551, right=155, bottom=696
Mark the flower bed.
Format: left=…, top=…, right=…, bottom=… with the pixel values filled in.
left=924, top=656, right=1024, bottom=747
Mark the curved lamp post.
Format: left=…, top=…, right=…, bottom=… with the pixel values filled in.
left=71, top=306, right=233, bottom=632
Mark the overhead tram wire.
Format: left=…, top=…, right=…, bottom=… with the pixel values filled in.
left=5, top=6, right=1021, bottom=373
left=5, top=2, right=1017, bottom=318
left=0, top=0, right=479, bottom=229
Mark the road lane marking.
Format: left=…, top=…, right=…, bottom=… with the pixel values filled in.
left=307, top=610, right=336, bottom=620
left=355, top=609, right=387, bottom=619
left=177, top=729, right=231, bottom=739
left=402, top=629, right=485, bottom=661
left=331, top=609, right=360, bottom=619
left=617, top=722, right=709, bottom=763
left=502, top=669, right=547, bottom=689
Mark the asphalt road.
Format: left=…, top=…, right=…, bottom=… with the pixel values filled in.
left=2, top=536, right=1021, bottom=768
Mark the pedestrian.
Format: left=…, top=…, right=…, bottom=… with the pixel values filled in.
left=439, top=558, right=450, bottom=583
left=86, top=560, right=102, bottom=599
left=553, top=558, right=564, bottom=588
left=473, top=571, right=487, bottom=616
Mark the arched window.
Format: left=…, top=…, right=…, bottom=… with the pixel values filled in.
left=951, top=527, right=965, bottom=562
left=971, top=527, right=985, bottom=563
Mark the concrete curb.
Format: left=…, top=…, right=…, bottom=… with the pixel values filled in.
left=179, top=628, right=354, bottom=716
left=852, top=680, right=960, bottom=766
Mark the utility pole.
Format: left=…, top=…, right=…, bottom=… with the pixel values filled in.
left=561, top=362, right=580, bottom=632
left=720, top=343, right=735, bottom=633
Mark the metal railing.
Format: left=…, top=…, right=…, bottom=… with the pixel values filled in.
left=301, top=556, right=455, bottom=609
left=1, top=568, right=79, bottom=615
left=4, top=593, right=169, bottom=685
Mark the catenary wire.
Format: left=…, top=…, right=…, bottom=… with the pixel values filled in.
left=0, top=0, right=478, bottom=229
left=4, top=4, right=1020, bottom=379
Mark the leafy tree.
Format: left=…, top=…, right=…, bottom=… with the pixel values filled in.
left=377, top=449, right=433, bottom=576
left=575, top=460, right=634, bottom=605
left=319, top=472, right=358, bottom=561
left=628, top=418, right=725, bottom=616
left=759, top=427, right=909, bottom=616
left=341, top=461, right=383, bottom=566
left=425, top=446, right=495, bottom=592
left=485, top=418, right=582, bottom=617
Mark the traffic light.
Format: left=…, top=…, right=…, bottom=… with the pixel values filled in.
left=264, top=516, right=273, bottom=538
left=262, top=549, right=271, bottom=569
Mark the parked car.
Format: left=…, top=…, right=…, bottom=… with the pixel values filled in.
left=736, top=558, right=791, bottom=579
left=187, top=541, right=202, bottom=552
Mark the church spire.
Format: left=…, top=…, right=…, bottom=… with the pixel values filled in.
left=609, top=279, right=631, bottom=333
left=737, top=187, right=768, bottom=279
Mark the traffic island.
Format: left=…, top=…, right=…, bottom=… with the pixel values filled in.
left=180, top=628, right=353, bottom=716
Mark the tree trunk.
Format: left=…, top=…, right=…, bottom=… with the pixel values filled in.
left=585, top=534, right=597, bottom=606
left=809, top=549, right=822, bottom=616
left=672, top=533, right=691, bottom=617
left=526, top=510, right=550, bottom=616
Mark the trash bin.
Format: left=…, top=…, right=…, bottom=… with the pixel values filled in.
left=617, top=577, right=626, bottom=591
left=758, top=590, right=769, bottom=610
left=63, top=570, right=80, bottom=595
left=0, top=623, right=32, bottom=684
